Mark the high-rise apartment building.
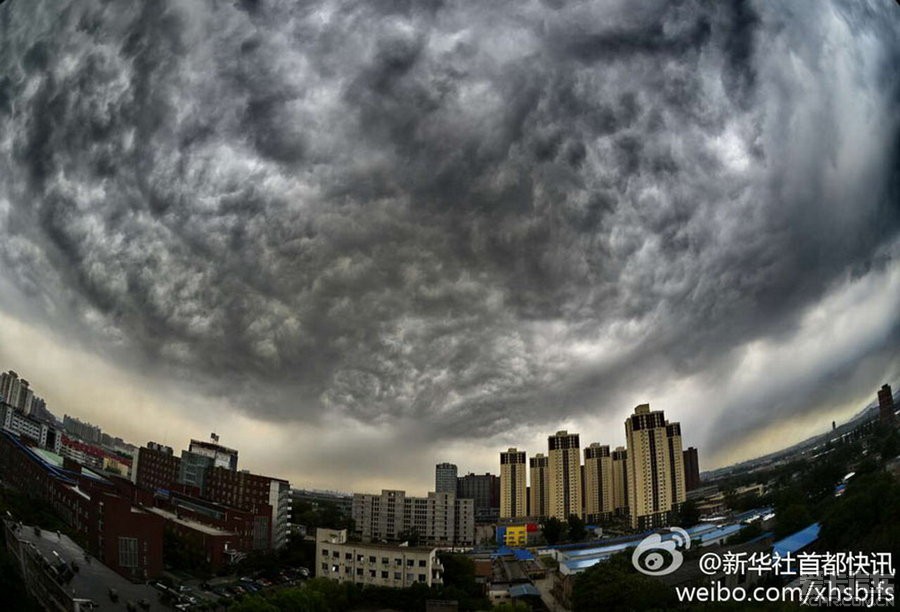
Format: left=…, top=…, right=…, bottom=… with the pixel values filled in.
left=529, top=454, right=550, bottom=519
left=879, top=384, right=895, bottom=424
left=666, top=422, right=687, bottom=507
left=456, top=472, right=500, bottom=523
left=683, top=447, right=701, bottom=491
left=351, top=490, right=474, bottom=547
left=0, top=371, right=16, bottom=404
left=500, top=448, right=527, bottom=519
left=63, top=415, right=103, bottom=444
left=583, top=443, right=613, bottom=521
left=626, top=404, right=677, bottom=529
left=435, top=463, right=458, bottom=495
left=548, top=431, right=582, bottom=520
left=0, top=371, right=39, bottom=415
left=611, top=446, right=628, bottom=515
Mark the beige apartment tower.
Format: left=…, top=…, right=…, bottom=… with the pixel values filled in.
left=548, top=431, right=582, bottom=520
left=611, top=446, right=629, bottom=515
left=583, top=443, right=613, bottom=521
left=500, top=448, right=527, bottom=519
left=666, top=422, right=687, bottom=507
left=625, top=404, right=674, bottom=530
left=529, top=453, right=550, bottom=519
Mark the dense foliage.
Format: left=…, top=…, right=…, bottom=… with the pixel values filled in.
left=229, top=553, right=489, bottom=612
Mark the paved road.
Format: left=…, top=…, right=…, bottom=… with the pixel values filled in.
left=534, top=571, right=569, bottom=612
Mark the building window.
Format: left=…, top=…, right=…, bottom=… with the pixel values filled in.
left=419, top=574, right=426, bottom=582
left=394, top=572, right=401, bottom=580
left=381, top=571, right=388, bottom=579
left=118, top=537, right=138, bottom=569
left=418, top=560, right=426, bottom=567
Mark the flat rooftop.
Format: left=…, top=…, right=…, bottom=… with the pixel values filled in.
left=146, top=507, right=235, bottom=537
left=6, top=521, right=158, bottom=608
left=31, top=447, right=109, bottom=483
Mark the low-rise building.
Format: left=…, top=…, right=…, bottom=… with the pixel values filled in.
left=316, top=528, right=443, bottom=588
left=0, top=431, right=165, bottom=580
left=1, top=402, right=62, bottom=454
left=495, top=523, right=540, bottom=547
left=4, top=519, right=161, bottom=611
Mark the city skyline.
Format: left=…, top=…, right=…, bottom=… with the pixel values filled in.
left=0, top=1, right=898, bottom=495
left=2, top=361, right=895, bottom=500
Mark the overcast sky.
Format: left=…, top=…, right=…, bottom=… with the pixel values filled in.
left=0, top=0, right=898, bottom=494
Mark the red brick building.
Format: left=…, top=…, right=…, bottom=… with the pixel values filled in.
left=132, top=441, right=181, bottom=492
left=0, top=431, right=164, bottom=580
left=205, top=466, right=290, bottom=549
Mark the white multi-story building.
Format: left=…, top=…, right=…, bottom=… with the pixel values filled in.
left=62, top=415, right=102, bottom=444
left=268, top=479, right=292, bottom=550
left=0, top=403, right=61, bottom=454
left=316, top=528, right=443, bottom=589
left=352, top=490, right=474, bottom=547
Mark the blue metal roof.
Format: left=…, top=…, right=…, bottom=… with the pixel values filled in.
left=697, top=523, right=742, bottom=543
left=773, top=523, right=821, bottom=557
left=510, top=584, right=541, bottom=598
left=492, top=547, right=535, bottom=561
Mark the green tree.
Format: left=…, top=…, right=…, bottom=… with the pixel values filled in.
left=494, top=602, right=530, bottom=611
left=397, top=528, right=421, bottom=546
left=541, top=517, right=564, bottom=545
left=438, top=553, right=491, bottom=611
left=572, top=552, right=675, bottom=611
left=269, top=588, right=329, bottom=612
left=819, top=470, right=900, bottom=557
left=774, top=503, right=814, bottom=539
left=879, top=430, right=900, bottom=463
left=567, top=514, right=587, bottom=542
left=671, top=499, right=700, bottom=527
left=228, top=598, right=279, bottom=612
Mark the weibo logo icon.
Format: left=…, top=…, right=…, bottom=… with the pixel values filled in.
left=631, top=527, right=691, bottom=576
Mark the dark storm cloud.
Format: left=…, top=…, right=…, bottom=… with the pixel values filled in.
left=0, top=0, right=898, bottom=462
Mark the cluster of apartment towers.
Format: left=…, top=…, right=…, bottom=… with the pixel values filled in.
left=500, top=404, right=694, bottom=530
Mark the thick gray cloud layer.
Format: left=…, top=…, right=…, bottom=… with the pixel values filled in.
left=0, top=0, right=898, bottom=473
